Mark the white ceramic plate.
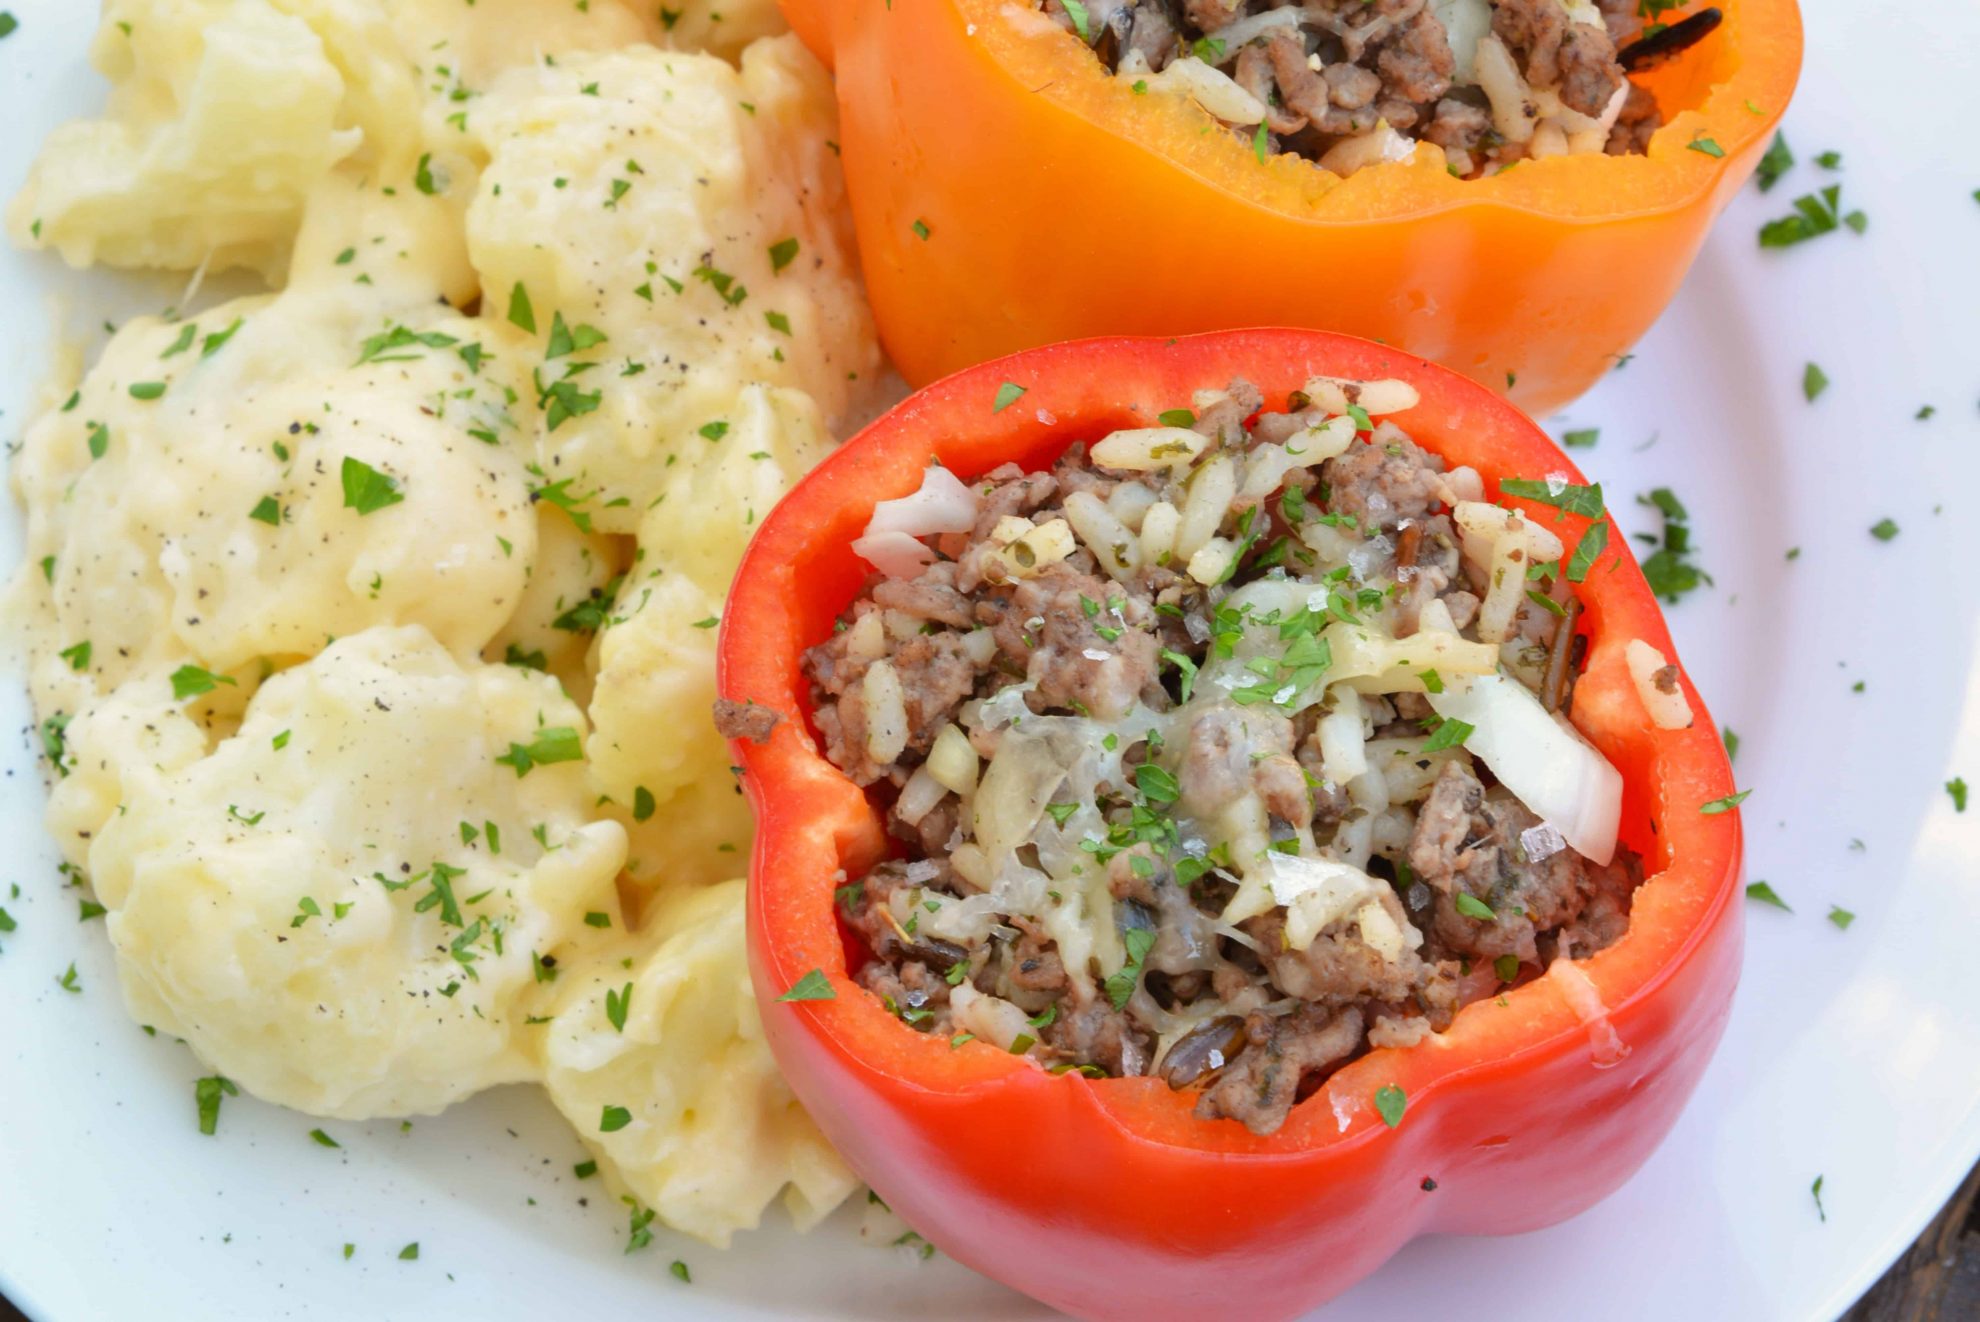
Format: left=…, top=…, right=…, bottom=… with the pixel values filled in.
left=3, top=3, right=1977, bottom=1319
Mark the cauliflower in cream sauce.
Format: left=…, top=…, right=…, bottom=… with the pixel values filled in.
left=6, top=0, right=875, bottom=1248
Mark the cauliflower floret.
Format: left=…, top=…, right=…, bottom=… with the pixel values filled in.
left=541, top=879, right=856, bottom=1246
left=463, top=38, right=877, bottom=532
left=88, top=626, right=628, bottom=1118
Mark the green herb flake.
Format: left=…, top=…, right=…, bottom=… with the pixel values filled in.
left=507, top=282, right=537, bottom=334
left=128, top=381, right=167, bottom=401
left=1421, top=717, right=1474, bottom=754
left=1869, top=518, right=1898, bottom=542
left=1373, top=1084, right=1407, bottom=1128
left=1827, top=906, right=1855, bottom=931
left=249, top=495, right=282, bottom=526
left=1453, top=892, right=1495, bottom=921
left=1102, top=929, right=1155, bottom=1011
left=201, top=318, right=244, bottom=358
left=992, top=381, right=1026, bottom=413
left=911, top=218, right=931, bottom=241
left=309, top=1128, right=340, bottom=1149
left=1947, top=777, right=1968, bottom=813
left=195, top=1075, right=238, bottom=1135
left=1686, top=134, right=1725, bottom=158
left=599, top=1105, right=633, bottom=1133
left=1700, top=789, right=1751, bottom=815
left=398, top=1243, right=420, bottom=1261
left=768, top=237, right=800, bottom=272
left=1561, top=427, right=1599, bottom=449
left=777, top=968, right=836, bottom=1002
left=1755, top=132, right=1793, bottom=191
left=670, top=1260, right=691, bottom=1284
left=606, top=982, right=633, bottom=1033
left=1802, top=362, right=1829, bottom=402
left=1745, top=881, right=1790, bottom=911
left=493, top=726, right=584, bottom=776
left=170, top=664, right=237, bottom=701
left=1812, top=1175, right=1827, bottom=1222
left=58, top=640, right=91, bottom=672
left=340, top=456, right=406, bottom=515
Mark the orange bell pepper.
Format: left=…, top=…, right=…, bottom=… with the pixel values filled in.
left=781, top=0, right=1801, bottom=415
left=718, top=329, right=1744, bottom=1320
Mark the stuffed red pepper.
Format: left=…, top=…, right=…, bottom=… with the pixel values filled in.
left=717, top=329, right=1741, bottom=1320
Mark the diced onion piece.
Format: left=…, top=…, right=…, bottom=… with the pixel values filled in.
left=1063, top=490, right=1142, bottom=581
left=1281, top=414, right=1358, bottom=465
left=1325, top=621, right=1500, bottom=690
left=1300, top=374, right=1421, bottom=418
left=1431, top=0, right=1492, bottom=81
left=1196, top=7, right=1302, bottom=59
left=851, top=529, right=938, bottom=579
left=895, top=765, right=948, bottom=826
left=1427, top=671, right=1622, bottom=865
left=927, top=722, right=981, bottom=794
left=970, top=728, right=1069, bottom=862
left=1319, top=123, right=1417, bottom=176
left=1145, top=56, right=1266, bottom=125
left=1139, top=500, right=1180, bottom=565
left=1353, top=899, right=1408, bottom=963
left=1264, top=853, right=1386, bottom=951
left=864, top=464, right=979, bottom=539
left=1625, top=639, right=1694, bottom=730
left=1185, top=536, right=1237, bottom=586
left=862, top=660, right=909, bottom=765
left=1091, top=426, right=1207, bottom=472
left=994, top=516, right=1077, bottom=579
left=1473, top=35, right=1537, bottom=144
left=1174, top=455, right=1236, bottom=563
left=1453, top=501, right=1565, bottom=645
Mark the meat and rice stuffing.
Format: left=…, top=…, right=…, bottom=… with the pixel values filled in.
left=1035, top=0, right=1721, bottom=178
left=784, top=376, right=1639, bottom=1135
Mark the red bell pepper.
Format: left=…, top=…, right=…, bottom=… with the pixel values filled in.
left=718, top=329, right=1742, bottom=1320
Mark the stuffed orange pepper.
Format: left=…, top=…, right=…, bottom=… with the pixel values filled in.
left=781, top=0, right=1801, bottom=414
left=717, top=330, right=1742, bottom=1319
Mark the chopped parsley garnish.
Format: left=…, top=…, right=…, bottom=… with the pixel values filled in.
left=599, top=1105, right=633, bottom=1133
left=201, top=319, right=244, bottom=358
left=1686, top=134, right=1724, bottom=159
left=249, top=495, right=282, bottom=526
left=767, top=236, right=799, bottom=272
left=992, top=381, right=1026, bottom=413
left=670, top=1260, right=691, bottom=1284
left=1160, top=648, right=1199, bottom=703
left=356, top=324, right=458, bottom=367
left=1373, top=1084, right=1407, bottom=1128
left=507, top=282, right=537, bottom=333
left=544, top=312, right=607, bottom=360
left=606, top=982, right=633, bottom=1033
left=1745, top=881, right=1790, bottom=911
left=195, top=1075, right=238, bottom=1135
left=55, top=961, right=80, bottom=993
left=1947, top=777, right=1969, bottom=813
left=911, top=218, right=931, bottom=241
left=777, top=968, right=836, bottom=1002
left=1700, top=789, right=1751, bottom=815
left=493, top=726, right=583, bottom=776
left=340, top=456, right=405, bottom=514
left=1564, top=519, right=1607, bottom=584
left=1759, top=184, right=1863, bottom=249
left=1811, top=1176, right=1826, bottom=1222
left=632, top=786, right=656, bottom=822
left=309, top=1128, right=340, bottom=1149
left=1827, top=906, right=1855, bottom=931
left=170, top=664, right=237, bottom=701
left=1134, top=764, right=1179, bottom=804
left=1500, top=477, right=1603, bottom=518
left=1421, top=717, right=1474, bottom=754
left=398, top=1243, right=419, bottom=1261
left=1102, top=928, right=1155, bottom=1011
left=1453, top=892, right=1495, bottom=920
left=1636, top=488, right=1711, bottom=603
left=625, top=1199, right=656, bottom=1254
left=1562, top=427, right=1599, bottom=449
left=1755, top=132, right=1793, bottom=191
left=1869, top=518, right=1898, bottom=542
left=58, top=640, right=91, bottom=671
left=128, top=381, right=166, bottom=400
left=1802, top=362, right=1829, bottom=402
left=1493, top=954, right=1520, bottom=982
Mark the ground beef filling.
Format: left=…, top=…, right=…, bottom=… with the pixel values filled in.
left=801, top=381, right=1638, bottom=1135
left=1039, top=0, right=1703, bottom=179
